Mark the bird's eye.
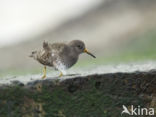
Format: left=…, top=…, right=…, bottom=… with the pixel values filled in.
left=77, top=45, right=82, bottom=49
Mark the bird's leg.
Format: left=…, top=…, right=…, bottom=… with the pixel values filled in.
left=59, top=71, right=63, bottom=77
left=42, top=66, right=47, bottom=79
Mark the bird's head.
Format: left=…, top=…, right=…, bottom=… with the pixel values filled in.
left=29, top=51, right=37, bottom=59
left=69, top=40, right=96, bottom=58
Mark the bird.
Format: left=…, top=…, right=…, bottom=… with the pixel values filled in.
left=29, top=40, right=96, bottom=79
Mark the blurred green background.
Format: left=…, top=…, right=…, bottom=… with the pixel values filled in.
left=0, top=0, right=156, bottom=77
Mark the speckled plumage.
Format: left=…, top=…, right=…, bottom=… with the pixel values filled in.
left=30, top=40, right=96, bottom=78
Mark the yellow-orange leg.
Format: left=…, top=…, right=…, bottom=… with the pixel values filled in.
left=42, top=66, right=47, bottom=79
left=59, top=71, right=63, bottom=77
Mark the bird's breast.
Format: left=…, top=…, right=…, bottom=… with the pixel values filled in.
left=62, top=55, right=78, bottom=69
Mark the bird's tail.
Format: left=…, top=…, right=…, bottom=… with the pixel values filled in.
left=29, top=51, right=37, bottom=58
left=43, top=41, right=50, bottom=51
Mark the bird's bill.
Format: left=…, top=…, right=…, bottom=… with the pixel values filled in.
left=84, top=49, right=96, bottom=58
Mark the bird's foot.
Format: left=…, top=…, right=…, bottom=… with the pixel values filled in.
left=59, top=72, right=63, bottom=77
left=41, top=66, right=47, bottom=79
left=41, top=75, right=46, bottom=79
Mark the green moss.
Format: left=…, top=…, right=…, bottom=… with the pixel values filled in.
left=0, top=77, right=147, bottom=117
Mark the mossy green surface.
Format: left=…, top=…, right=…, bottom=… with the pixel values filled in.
left=0, top=76, right=149, bottom=117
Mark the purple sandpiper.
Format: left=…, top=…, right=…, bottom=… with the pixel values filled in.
left=29, top=40, right=96, bottom=79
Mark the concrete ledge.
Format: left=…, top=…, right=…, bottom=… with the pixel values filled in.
left=0, top=71, right=156, bottom=117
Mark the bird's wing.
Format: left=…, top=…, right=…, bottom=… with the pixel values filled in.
left=43, top=41, right=51, bottom=51
left=50, top=43, right=70, bottom=56
left=48, top=43, right=70, bottom=70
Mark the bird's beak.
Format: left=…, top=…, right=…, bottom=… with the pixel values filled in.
left=84, top=48, right=96, bottom=58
